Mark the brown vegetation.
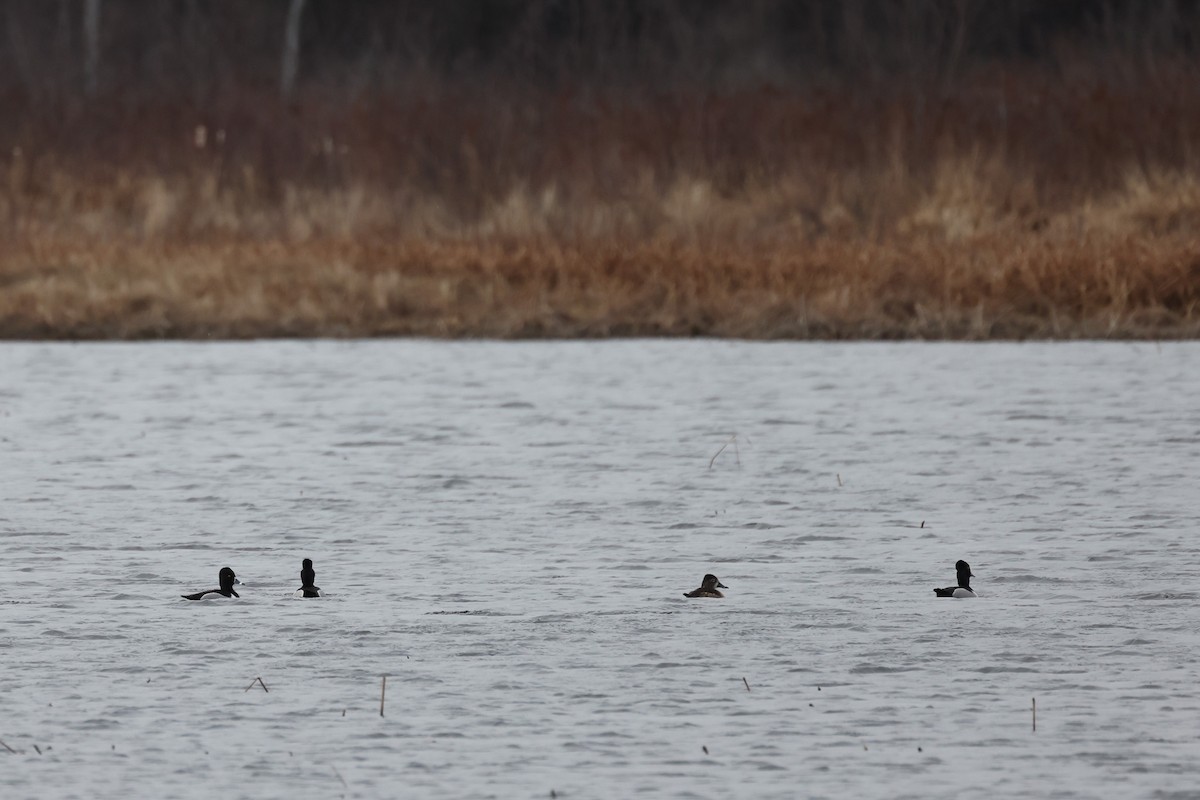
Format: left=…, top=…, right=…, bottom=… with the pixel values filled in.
left=2, top=61, right=1200, bottom=339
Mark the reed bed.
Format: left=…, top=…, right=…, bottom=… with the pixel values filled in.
left=2, top=62, right=1198, bottom=339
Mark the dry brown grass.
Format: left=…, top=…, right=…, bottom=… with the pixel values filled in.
left=2, top=62, right=1199, bottom=339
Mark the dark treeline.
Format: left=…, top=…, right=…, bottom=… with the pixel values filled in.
left=2, top=0, right=1199, bottom=103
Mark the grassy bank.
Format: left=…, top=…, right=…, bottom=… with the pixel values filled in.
left=2, top=63, right=1199, bottom=339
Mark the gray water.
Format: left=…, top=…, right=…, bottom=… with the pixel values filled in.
left=1, top=341, right=1198, bottom=800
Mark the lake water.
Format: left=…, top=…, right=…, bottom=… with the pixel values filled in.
left=1, top=340, right=1198, bottom=800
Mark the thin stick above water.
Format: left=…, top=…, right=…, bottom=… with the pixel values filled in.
left=380, top=675, right=387, bottom=717
left=244, top=676, right=269, bottom=693
left=1032, top=697, right=1037, bottom=732
left=708, top=435, right=741, bottom=470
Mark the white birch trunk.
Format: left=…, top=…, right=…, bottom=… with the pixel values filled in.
left=83, top=0, right=100, bottom=96
left=281, top=0, right=306, bottom=98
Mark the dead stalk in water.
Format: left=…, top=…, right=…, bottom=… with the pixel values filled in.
left=708, top=435, right=742, bottom=470
left=380, top=675, right=387, bottom=717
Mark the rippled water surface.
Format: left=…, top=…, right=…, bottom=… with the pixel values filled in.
left=2, top=341, right=1199, bottom=800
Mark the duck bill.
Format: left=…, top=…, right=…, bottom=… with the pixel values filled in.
left=716, top=581, right=728, bottom=588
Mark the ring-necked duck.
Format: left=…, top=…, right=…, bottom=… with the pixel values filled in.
left=684, top=574, right=727, bottom=598
left=296, top=558, right=322, bottom=598
left=934, top=560, right=977, bottom=598
left=182, top=567, right=241, bottom=600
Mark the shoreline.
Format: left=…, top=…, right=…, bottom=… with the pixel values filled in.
left=3, top=67, right=1199, bottom=341
left=3, top=234, right=1196, bottom=341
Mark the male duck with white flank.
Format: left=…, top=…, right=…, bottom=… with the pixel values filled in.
left=182, top=567, right=241, bottom=600
left=296, top=558, right=322, bottom=598
left=684, top=574, right=727, bottom=598
left=934, top=560, right=977, bottom=598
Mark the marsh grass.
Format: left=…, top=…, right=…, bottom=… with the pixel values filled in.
left=2, top=62, right=1199, bottom=339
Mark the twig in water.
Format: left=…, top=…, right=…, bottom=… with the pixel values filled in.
left=0, top=738, right=17, bottom=754
left=244, top=676, right=269, bottom=693
left=705, top=438, right=744, bottom=470
left=380, top=675, right=387, bottom=717
left=920, top=520, right=925, bottom=528
left=836, top=473, right=842, bottom=487
left=708, top=434, right=747, bottom=469
left=742, top=677, right=751, bottom=692
left=1032, top=697, right=1037, bottom=732
left=331, top=764, right=348, bottom=787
